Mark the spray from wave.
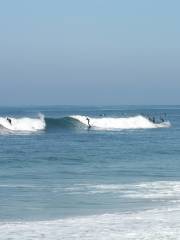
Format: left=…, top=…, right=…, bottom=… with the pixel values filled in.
left=0, top=114, right=46, bottom=132
left=70, top=115, right=171, bottom=130
left=0, top=114, right=171, bottom=133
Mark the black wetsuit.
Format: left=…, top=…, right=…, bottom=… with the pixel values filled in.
left=160, top=118, right=164, bottom=122
left=86, top=118, right=91, bottom=128
left=7, top=118, right=12, bottom=124
left=152, top=117, right=155, bottom=123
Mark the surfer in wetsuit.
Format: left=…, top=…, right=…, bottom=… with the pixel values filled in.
left=6, top=117, right=12, bottom=125
left=148, top=116, right=153, bottom=122
left=160, top=116, right=165, bottom=122
left=160, top=113, right=166, bottom=122
left=148, top=116, right=156, bottom=123
left=152, top=117, right=156, bottom=123
left=86, top=117, right=91, bottom=129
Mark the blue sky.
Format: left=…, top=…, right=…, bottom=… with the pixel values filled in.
left=0, top=0, right=180, bottom=105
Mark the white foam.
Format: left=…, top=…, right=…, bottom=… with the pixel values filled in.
left=0, top=114, right=46, bottom=132
left=65, top=181, right=180, bottom=200
left=71, top=115, right=171, bottom=130
left=1, top=181, right=180, bottom=239
left=1, top=207, right=180, bottom=240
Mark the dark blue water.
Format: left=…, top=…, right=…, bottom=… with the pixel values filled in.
left=0, top=105, right=180, bottom=223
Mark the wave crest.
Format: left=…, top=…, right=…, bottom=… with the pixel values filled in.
left=70, top=115, right=171, bottom=130
left=0, top=115, right=46, bottom=132
left=0, top=114, right=171, bottom=133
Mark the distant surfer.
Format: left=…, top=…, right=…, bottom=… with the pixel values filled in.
left=148, top=116, right=153, bottom=122
left=160, top=116, right=165, bottom=122
left=6, top=117, right=12, bottom=125
left=160, top=113, right=166, bottom=122
left=148, top=116, right=156, bottom=123
left=86, top=117, right=91, bottom=129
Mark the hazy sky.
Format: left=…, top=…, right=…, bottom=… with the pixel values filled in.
left=0, top=0, right=180, bottom=105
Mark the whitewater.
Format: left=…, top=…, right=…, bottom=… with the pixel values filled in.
left=70, top=115, right=170, bottom=130
left=0, top=114, right=46, bottom=132
left=0, top=106, right=179, bottom=240
left=0, top=114, right=170, bottom=133
left=1, top=180, right=180, bottom=239
left=2, top=180, right=180, bottom=239
left=1, top=206, right=180, bottom=240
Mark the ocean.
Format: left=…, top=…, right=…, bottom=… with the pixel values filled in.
left=0, top=105, right=180, bottom=239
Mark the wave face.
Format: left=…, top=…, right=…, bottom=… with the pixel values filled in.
left=45, top=117, right=82, bottom=129
left=0, top=115, right=171, bottom=133
left=0, top=115, right=46, bottom=132
left=70, top=115, right=171, bottom=130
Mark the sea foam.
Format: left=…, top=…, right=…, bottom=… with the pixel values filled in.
left=1, top=207, right=180, bottom=240
left=64, top=181, right=180, bottom=200
left=71, top=115, right=171, bottom=130
left=0, top=114, right=45, bottom=132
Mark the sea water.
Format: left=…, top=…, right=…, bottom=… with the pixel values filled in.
left=0, top=105, right=180, bottom=239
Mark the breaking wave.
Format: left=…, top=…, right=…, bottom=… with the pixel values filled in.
left=70, top=115, right=171, bottom=130
left=45, top=117, right=81, bottom=129
left=1, top=206, right=180, bottom=240
left=64, top=181, right=180, bottom=200
left=0, top=115, right=171, bottom=133
left=0, top=114, right=46, bottom=132
left=1, top=181, right=179, bottom=239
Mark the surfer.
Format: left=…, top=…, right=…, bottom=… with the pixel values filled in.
left=86, top=117, right=91, bottom=129
left=160, top=116, right=165, bottom=122
left=152, top=117, right=156, bottom=123
left=148, top=116, right=156, bottom=123
left=160, top=113, right=166, bottom=122
left=148, top=116, right=152, bottom=122
left=6, top=117, right=12, bottom=125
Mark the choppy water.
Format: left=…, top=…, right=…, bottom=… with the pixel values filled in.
left=0, top=105, right=180, bottom=239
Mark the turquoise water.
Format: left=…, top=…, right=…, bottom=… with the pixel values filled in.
left=0, top=106, right=180, bottom=239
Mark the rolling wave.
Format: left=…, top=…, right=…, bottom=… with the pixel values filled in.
left=45, top=117, right=82, bottom=129
left=0, top=114, right=46, bottom=132
left=70, top=115, right=171, bottom=130
left=0, top=115, right=171, bottom=133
